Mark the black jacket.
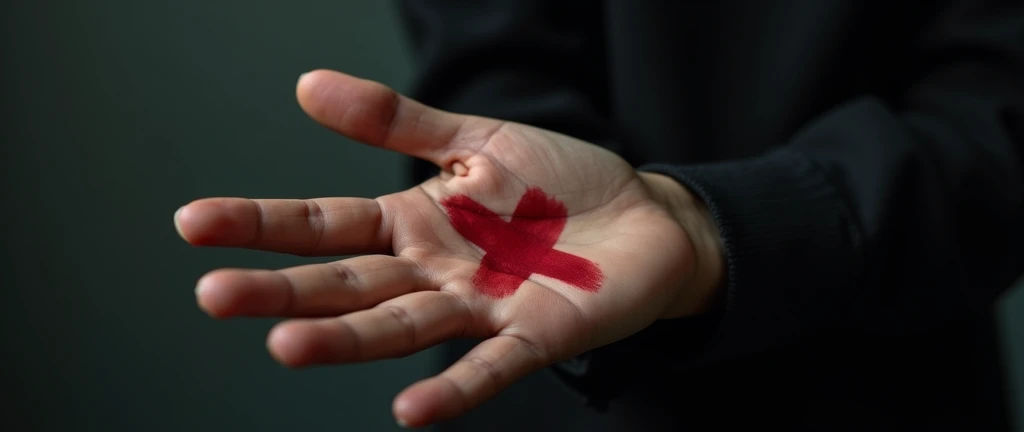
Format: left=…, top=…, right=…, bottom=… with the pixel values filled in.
left=397, top=1, right=1024, bottom=430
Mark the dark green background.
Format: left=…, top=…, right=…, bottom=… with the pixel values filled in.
left=2, top=1, right=1022, bottom=431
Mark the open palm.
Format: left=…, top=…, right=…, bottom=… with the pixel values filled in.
left=176, top=70, right=715, bottom=427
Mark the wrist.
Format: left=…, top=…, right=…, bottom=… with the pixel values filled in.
left=638, top=172, right=726, bottom=318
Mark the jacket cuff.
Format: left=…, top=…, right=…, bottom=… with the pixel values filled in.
left=639, top=148, right=864, bottom=361
left=550, top=310, right=723, bottom=410
left=549, top=148, right=864, bottom=408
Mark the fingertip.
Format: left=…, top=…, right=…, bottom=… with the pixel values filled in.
left=267, top=320, right=332, bottom=368
left=393, top=385, right=431, bottom=428
left=174, top=206, right=188, bottom=242
left=393, top=378, right=462, bottom=428
left=297, top=69, right=334, bottom=87
left=173, top=202, right=202, bottom=244
left=295, top=69, right=340, bottom=112
left=267, top=322, right=303, bottom=367
left=174, top=201, right=217, bottom=244
left=174, top=198, right=256, bottom=246
left=174, top=202, right=223, bottom=245
left=193, top=270, right=240, bottom=318
left=295, top=70, right=315, bottom=98
left=193, top=272, right=218, bottom=317
left=392, top=395, right=417, bottom=428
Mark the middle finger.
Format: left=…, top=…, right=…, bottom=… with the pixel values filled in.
left=195, top=254, right=428, bottom=318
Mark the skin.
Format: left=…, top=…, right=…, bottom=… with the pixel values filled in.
left=174, top=69, right=725, bottom=428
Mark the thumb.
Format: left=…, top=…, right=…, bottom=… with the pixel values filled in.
left=295, top=69, right=500, bottom=168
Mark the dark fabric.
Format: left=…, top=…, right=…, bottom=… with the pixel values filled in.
left=396, top=1, right=1023, bottom=430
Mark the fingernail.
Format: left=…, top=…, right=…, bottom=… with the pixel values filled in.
left=298, top=72, right=310, bottom=85
left=194, top=277, right=212, bottom=315
left=194, top=276, right=205, bottom=297
left=173, top=206, right=187, bottom=240
left=395, top=418, right=409, bottom=429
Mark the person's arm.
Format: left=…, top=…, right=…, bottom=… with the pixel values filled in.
left=399, top=0, right=1024, bottom=406
left=642, top=0, right=1024, bottom=363
left=399, top=0, right=1024, bottom=405
left=176, top=2, right=1021, bottom=426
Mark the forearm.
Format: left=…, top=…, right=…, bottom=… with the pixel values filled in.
left=641, top=0, right=1024, bottom=361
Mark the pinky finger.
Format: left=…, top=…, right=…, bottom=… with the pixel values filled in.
left=391, top=334, right=549, bottom=428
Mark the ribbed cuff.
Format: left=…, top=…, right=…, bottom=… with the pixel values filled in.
left=550, top=310, right=723, bottom=410
left=549, top=149, right=864, bottom=408
left=640, top=148, right=863, bottom=362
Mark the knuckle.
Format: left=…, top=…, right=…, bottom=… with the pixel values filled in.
left=302, top=199, right=326, bottom=252
left=465, top=356, right=503, bottom=393
left=276, top=272, right=299, bottom=315
left=326, top=261, right=361, bottom=286
left=249, top=199, right=267, bottom=246
left=382, top=305, right=417, bottom=347
left=337, top=319, right=363, bottom=362
left=325, top=261, right=364, bottom=304
left=506, top=334, right=549, bottom=367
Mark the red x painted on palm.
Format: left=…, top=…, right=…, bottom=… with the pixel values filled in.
left=441, top=187, right=603, bottom=298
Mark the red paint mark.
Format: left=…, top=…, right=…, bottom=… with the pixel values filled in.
left=441, top=187, right=603, bottom=298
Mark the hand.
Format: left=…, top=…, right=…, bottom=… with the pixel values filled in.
left=175, top=70, right=724, bottom=428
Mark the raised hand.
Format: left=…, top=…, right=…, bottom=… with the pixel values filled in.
left=174, top=70, right=723, bottom=428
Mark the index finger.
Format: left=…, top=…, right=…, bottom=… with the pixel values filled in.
left=174, top=196, right=392, bottom=256
left=295, top=69, right=504, bottom=169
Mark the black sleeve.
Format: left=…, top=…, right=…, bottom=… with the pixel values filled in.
left=640, top=0, right=1024, bottom=363
left=396, top=0, right=1024, bottom=409
left=395, top=0, right=619, bottom=153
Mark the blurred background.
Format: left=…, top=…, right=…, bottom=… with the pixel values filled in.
left=1, top=1, right=1022, bottom=431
